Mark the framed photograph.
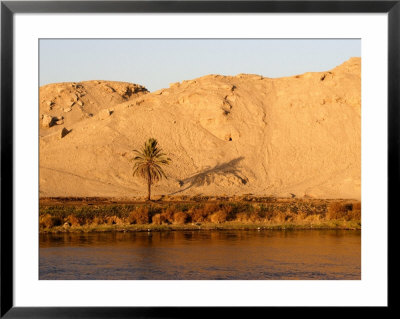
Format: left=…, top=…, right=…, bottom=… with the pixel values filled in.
left=1, top=0, right=395, bottom=317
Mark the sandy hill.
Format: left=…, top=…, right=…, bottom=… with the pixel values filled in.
left=39, top=57, right=361, bottom=199
left=39, top=80, right=148, bottom=136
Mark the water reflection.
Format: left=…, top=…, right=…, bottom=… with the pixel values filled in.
left=39, top=230, right=361, bottom=280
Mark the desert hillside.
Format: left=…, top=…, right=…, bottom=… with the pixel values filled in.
left=39, top=57, right=361, bottom=199
left=39, top=80, right=148, bottom=134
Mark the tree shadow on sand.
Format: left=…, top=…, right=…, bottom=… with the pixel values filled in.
left=170, top=157, right=248, bottom=195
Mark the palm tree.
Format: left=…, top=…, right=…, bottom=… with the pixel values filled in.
left=131, top=138, right=171, bottom=200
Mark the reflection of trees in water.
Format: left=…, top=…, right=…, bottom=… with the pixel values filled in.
left=40, top=230, right=361, bottom=279
left=41, top=229, right=359, bottom=248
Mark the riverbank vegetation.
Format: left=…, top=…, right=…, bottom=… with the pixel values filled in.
left=39, top=198, right=361, bottom=233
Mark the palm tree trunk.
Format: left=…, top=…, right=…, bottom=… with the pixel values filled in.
left=147, top=167, right=151, bottom=201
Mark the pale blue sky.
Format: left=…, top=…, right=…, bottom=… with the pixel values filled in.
left=40, top=39, right=360, bottom=92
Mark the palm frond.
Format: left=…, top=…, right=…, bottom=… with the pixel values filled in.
left=131, top=138, right=171, bottom=183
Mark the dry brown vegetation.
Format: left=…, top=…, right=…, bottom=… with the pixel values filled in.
left=210, top=210, right=228, bottom=224
left=127, top=207, right=150, bottom=224
left=39, top=199, right=361, bottom=232
left=326, top=202, right=361, bottom=221
left=173, top=211, right=189, bottom=225
left=39, top=214, right=63, bottom=229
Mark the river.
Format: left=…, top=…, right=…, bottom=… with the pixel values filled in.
left=39, top=230, right=361, bottom=280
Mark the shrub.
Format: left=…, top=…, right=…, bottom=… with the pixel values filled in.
left=221, top=205, right=234, bottom=220
left=271, top=211, right=287, bottom=224
left=106, top=216, right=124, bottom=225
left=127, top=207, right=150, bottom=224
left=67, top=215, right=81, bottom=226
left=235, top=212, right=249, bottom=222
left=263, top=207, right=283, bottom=221
left=293, top=211, right=308, bottom=223
left=210, top=210, right=228, bottom=224
left=160, top=206, right=176, bottom=224
left=173, top=211, right=189, bottom=224
left=152, top=214, right=162, bottom=225
left=203, top=203, right=220, bottom=215
left=115, top=217, right=124, bottom=225
left=39, top=214, right=63, bottom=229
left=39, top=214, right=53, bottom=229
left=234, top=212, right=261, bottom=223
left=305, top=213, right=322, bottom=223
left=348, top=209, right=361, bottom=221
left=352, top=202, right=361, bottom=211
left=257, top=204, right=270, bottom=218
left=92, top=216, right=105, bottom=225
left=252, top=212, right=263, bottom=222
left=189, top=208, right=209, bottom=223
left=326, top=202, right=348, bottom=220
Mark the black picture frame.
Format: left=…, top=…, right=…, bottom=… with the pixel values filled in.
left=1, top=0, right=396, bottom=317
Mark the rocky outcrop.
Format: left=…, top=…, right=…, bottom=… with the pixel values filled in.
left=39, top=80, right=148, bottom=136
left=41, top=114, right=54, bottom=128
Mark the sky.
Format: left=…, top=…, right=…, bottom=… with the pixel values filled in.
left=40, top=39, right=360, bottom=92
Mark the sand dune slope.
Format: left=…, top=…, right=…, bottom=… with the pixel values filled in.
left=39, top=58, right=361, bottom=199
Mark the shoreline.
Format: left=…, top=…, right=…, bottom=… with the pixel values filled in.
left=39, top=222, right=361, bottom=234
left=39, top=197, right=361, bottom=233
left=40, top=220, right=361, bottom=234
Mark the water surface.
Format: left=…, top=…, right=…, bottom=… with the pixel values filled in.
left=40, top=230, right=361, bottom=280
